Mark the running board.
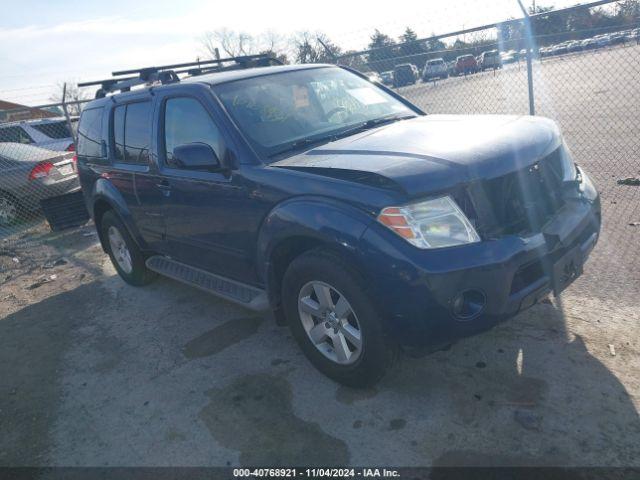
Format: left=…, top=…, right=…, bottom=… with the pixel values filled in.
left=145, top=256, right=269, bottom=311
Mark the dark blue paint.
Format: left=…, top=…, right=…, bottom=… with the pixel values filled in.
left=77, top=64, right=601, bottom=348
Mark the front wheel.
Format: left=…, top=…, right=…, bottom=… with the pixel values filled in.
left=101, top=210, right=157, bottom=286
left=282, top=249, right=396, bottom=387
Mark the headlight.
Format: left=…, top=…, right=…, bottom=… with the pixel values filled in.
left=377, top=196, right=481, bottom=249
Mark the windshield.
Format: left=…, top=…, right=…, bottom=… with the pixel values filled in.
left=215, top=67, right=416, bottom=159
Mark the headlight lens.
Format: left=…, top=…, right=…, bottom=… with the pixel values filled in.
left=378, top=196, right=481, bottom=249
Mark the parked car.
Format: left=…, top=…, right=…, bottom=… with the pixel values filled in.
left=393, top=63, right=418, bottom=87
left=479, top=50, right=502, bottom=70
left=455, top=54, right=479, bottom=75
left=596, top=34, right=611, bottom=48
left=582, top=37, right=598, bottom=50
left=0, top=143, right=79, bottom=225
left=363, top=71, right=382, bottom=83
left=422, top=58, right=448, bottom=81
left=77, top=62, right=601, bottom=387
left=567, top=41, right=583, bottom=53
left=0, top=117, right=75, bottom=152
left=379, top=71, right=394, bottom=86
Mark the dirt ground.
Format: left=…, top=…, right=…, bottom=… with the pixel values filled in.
left=0, top=217, right=638, bottom=467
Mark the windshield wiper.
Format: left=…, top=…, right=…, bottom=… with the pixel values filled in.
left=269, top=114, right=416, bottom=159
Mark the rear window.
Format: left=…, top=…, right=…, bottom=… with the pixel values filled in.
left=31, top=121, right=71, bottom=139
left=111, top=101, right=152, bottom=165
left=77, top=107, right=104, bottom=158
left=0, top=126, right=34, bottom=144
left=428, top=59, right=444, bottom=65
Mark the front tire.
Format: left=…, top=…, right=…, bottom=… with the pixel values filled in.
left=282, top=249, right=395, bottom=387
left=101, top=210, right=156, bottom=286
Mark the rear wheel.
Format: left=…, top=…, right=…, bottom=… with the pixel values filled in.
left=101, top=210, right=156, bottom=286
left=282, top=249, right=396, bottom=387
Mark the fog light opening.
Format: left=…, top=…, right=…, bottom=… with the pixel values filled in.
left=452, top=289, right=486, bottom=321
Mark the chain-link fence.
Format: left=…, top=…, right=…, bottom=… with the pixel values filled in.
left=0, top=98, right=91, bottom=243
left=1, top=0, right=638, bottom=299
left=331, top=0, right=640, bottom=308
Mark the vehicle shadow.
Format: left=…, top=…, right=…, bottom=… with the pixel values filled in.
left=0, top=280, right=113, bottom=465
left=376, top=299, right=640, bottom=467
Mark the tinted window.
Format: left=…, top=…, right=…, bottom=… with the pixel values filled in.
left=124, top=102, right=151, bottom=164
left=77, top=107, right=104, bottom=157
left=215, top=67, right=413, bottom=159
left=112, top=105, right=125, bottom=161
left=0, top=126, right=34, bottom=144
left=164, top=97, right=223, bottom=166
left=31, top=121, right=71, bottom=139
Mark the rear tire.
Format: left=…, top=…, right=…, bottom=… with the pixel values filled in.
left=282, top=248, right=396, bottom=387
left=101, top=210, right=157, bottom=286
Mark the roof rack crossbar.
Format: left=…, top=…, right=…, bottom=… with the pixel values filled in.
left=111, top=53, right=272, bottom=76
left=79, top=54, right=283, bottom=99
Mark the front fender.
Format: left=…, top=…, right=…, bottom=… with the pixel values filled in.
left=92, top=178, right=146, bottom=250
left=256, top=196, right=375, bottom=285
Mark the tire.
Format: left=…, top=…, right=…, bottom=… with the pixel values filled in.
left=101, top=210, right=157, bottom=286
left=0, top=192, right=20, bottom=227
left=282, top=248, right=396, bottom=387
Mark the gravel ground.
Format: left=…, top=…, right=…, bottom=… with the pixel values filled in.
left=0, top=44, right=639, bottom=468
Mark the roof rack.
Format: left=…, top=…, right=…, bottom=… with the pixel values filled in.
left=79, top=54, right=283, bottom=99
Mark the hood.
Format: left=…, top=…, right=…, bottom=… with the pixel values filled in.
left=271, top=115, right=562, bottom=198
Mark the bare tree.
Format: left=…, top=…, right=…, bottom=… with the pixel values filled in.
left=201, top=28, right=257, bottom=59
left=292, top=31, right=341, bottom=64
left=49, top=82, right=88, bottom=116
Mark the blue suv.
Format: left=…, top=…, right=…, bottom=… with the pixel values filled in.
left=77, top=57, right=600, bottom=386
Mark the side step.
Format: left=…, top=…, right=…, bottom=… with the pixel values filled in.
left=145, top=256, right=269, bottom=312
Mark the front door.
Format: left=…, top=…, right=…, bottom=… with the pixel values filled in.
left=156, top=94, right=254, bottom=282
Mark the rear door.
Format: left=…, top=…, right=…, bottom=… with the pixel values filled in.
left=109, top=96, right=168, bottom=253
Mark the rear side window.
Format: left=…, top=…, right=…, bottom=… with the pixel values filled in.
left=0, top=126, right=33, bottom=144
left=111, top=101, right=152, bottom=165
left=31, top=121, right=71, bottom=139
left=77, top=107, right=104, bottom=157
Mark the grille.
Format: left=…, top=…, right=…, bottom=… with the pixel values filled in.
left=463, top=148, right=567, bottom=238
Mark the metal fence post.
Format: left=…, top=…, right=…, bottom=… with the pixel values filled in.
left=517, top=0, right=536, bottom=115
left=61, top=82, right=78, bottom=145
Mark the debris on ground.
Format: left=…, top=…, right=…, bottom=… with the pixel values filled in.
left=514, top=409, right=543, bottom=431
left=609, top=344, right=616, bottom=356
left=82, top=231, right=96, bottom=237
left=629, top=222, right=640, bottom=227
left=617, top=177, right=640, bottom=186
left=27, top=274, right=57, bottom=290
left=43, top=258, right=68, bottom=269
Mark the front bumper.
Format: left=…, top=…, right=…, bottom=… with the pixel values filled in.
left=358, top=173, right=601, bottom=347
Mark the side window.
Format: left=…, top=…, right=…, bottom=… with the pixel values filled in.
left=124, top=102, right=151, bottom=164
left=164, top=97, right=224, bottom=167
left=77, top=107, right=104, bottom=157
left=0, top=126, right=34, bottom=144
left=110, top=101, right=151, bottom=165
left=112, top=105, right=125, bottom=161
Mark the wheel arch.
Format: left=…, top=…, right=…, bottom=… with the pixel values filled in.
left=256, top=196, right=374, bottom=310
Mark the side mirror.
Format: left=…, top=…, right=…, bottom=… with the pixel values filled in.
left=171, top=143, right=220, bottom=171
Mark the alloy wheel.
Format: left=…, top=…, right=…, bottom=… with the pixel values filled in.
left=107, top=226, right=133, bottom=274
left=297, top=281, right=363, bottom=365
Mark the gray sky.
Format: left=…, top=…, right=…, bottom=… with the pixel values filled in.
left=1, top=0, right=584, bottom=105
